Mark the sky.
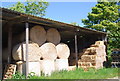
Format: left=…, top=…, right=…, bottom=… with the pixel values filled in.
left=1, top=2, right=97, bottom=26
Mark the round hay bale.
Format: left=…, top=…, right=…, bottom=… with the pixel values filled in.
left=56, top=43, right=70, bottom=59
left=46, top=28, right=61, bottom=45
left=30, top=25, right=46, bottom=46
left=12, top=41, right=41, bottom=61
left=39, top=43, right=57, bottom=60
left=55, top=59, right=68, bottom=71
left=40, top=60, right=55, bottom=76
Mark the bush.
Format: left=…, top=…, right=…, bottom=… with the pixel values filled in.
left=11, top=72, right=25, bottom=79
left=11, top=72, right=37, bottom=79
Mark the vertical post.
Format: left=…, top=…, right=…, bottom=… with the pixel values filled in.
left=0, top=6, right=2, bottom=79
left=8, top=26, right=12, bottom=64
left=25, top=21, right=29, bottom=78
left=75, top=33, right=78, bottom=68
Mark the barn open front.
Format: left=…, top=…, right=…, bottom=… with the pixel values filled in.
left=1, top=8, right=107, bottom=79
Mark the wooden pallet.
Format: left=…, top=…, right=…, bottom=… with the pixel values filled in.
left=3, top=64, right=16, bottom=79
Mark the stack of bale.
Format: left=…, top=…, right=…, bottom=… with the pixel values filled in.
left=78, top=41, right=106, bottom=69
left=11, top=26, right=70, bottom=76
left=42, top=28, right=70, bottom=73
left=39, top=43, right=57, bottom=76
left=55, top=43, right=70, bottom=71
left=12, top=42, right=42, bottom=76
left=12, top=25, right=46, bottom=76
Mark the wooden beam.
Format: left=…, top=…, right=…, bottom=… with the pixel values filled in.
left=2, top=16, right=27, bottom=23
left=25, top=21, right=29, bottom=78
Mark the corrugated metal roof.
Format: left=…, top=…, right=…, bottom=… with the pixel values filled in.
left=1, top=7, right=106, bottom=35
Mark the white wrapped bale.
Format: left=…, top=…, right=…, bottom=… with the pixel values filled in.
left=56, top=43, right=70, bottom=59
left=39, top=43, right=57, bottom=60
left=30, top=25, right=46, bottom=46
left=22, top=62, right=41, bottom=76
left=46, top=28, right=61, bottom=45
left=12, top=42, right=41, bottom=61
left=40, top=60, right=55, bottom=76
left=55, top=59, right=69, bottom=71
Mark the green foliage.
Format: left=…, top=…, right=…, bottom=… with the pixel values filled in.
left=82, top=1, right=120, bottom=50
left=11, top=72, right=37, bottom=79
left=11, top=72, right=25, bottom=79
left=9, top=0, right=49, bottom=17
left=8, top=2, right=25, bottom=13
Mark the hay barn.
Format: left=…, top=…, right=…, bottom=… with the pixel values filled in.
left=0, top=8, right=107, bottom=79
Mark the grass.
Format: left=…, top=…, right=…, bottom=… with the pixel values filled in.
left=28, top=68, right=119, bottom=79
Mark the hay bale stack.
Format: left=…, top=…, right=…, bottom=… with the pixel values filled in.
left=12, top=41, right=41, bottom=61
left=30, top=25, right=46, bottom=46
left=55, top=43, right=70, bottom=71
left=78, top=41, right=106, bottom=69
left=55, top=59, right=69, bottom=71
left=39, top=43, right=57, bottom=60
left=40, top=60, right=55, bottom=76
left=56, top=43, right=70, bottom=59
left=46, top=28, right=61, bottom=45
left=80, top=55, right=104, bottom=62
left=78, top=61, right=103, bottom=69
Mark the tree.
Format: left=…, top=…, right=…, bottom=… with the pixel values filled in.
left=82, top=1, right=120, bottom=49
left=71, top=22, right=79, bottom=26
left=9, top=2, right=25, bottom=13
left=9, top=0, right=49, bottom=17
